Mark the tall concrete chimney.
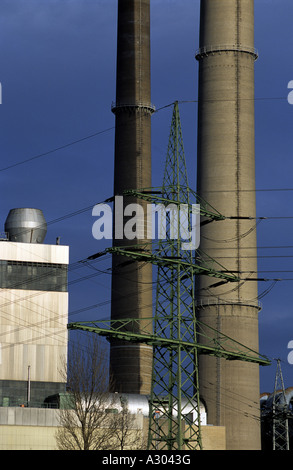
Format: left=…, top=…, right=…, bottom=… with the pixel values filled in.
left=196, top=0, right=261, bottom=449
left=110, top=0, right=154, bottom=394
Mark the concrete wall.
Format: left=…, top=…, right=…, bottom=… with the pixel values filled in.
left=0, top=241, right=69, bottom=264
left=0, top=407, right=226, bottom=450
left=0, top=407, right=59, bottom=450
left=201, top=425, right=226, bottom=451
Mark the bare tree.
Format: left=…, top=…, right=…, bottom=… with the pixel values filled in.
left=56, top=334, right=115, bottom=450
left=56, top=334, right=146, bottom=450
left=108, top=396, right=147, bottom=450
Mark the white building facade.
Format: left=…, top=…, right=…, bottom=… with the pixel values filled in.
left=0, top=209, right=69, bottom=407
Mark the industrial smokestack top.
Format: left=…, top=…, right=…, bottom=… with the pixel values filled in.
left=5, top=208, right=47, bottom=244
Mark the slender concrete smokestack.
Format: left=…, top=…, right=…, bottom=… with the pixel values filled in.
left=196, top=0, right=261, bottom=449
left=110, top=0, right=154, bottom=395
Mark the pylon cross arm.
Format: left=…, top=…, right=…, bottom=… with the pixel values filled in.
left=104, top=245, right=239, bottom=283
left=67, top=320, right=270, bottom=366
left=122, top=187, right=225, bottom=221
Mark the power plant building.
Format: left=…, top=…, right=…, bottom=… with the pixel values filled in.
left=0, top=0, right=279, bottom=451
left=0, top=208, right=69, bottom=407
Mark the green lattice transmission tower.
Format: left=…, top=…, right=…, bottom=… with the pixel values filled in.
left=147, top=101, right=204, bottom=450
left=68, top=102, right=270, bottom=451
left=144, top=101, right=254, bottom=450
left=272, top=359, right=290, bottom=450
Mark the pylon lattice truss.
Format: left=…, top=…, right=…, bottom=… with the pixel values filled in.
left=68, top=102, right=270, bottom=450
left=272, top=359, right=290, bottom=451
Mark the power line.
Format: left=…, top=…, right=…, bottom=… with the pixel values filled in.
left=0, top=102, right=171, bottom=173
left=0, top=127, right=115, bottom=173
left=0, top=96, right=289, bottom=174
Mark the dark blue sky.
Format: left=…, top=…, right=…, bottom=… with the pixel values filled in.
left=0, top=0, right=293, bottom=394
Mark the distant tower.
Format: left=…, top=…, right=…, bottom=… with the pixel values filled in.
left=195, top=1, right=261, bottom=449
left=0, top=208, right=68, bottom=406
left=110, top=0, right=154, bottom=394
left=272, top=359, right=290, bottom=450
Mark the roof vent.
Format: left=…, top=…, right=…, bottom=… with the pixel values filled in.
left=5, top=208, right=47, bottom=243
